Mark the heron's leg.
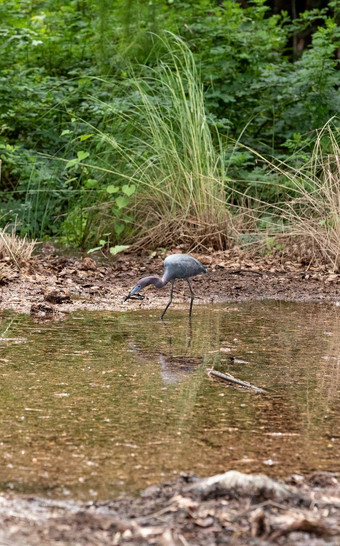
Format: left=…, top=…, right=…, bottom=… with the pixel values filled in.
left=161, top=280, right=174, bottom=320
left=186, top=318, right=193, bottom=350
left=186, top=278, right=195, bottom=317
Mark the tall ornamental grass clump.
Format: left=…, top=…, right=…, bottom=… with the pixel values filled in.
left=107, top=34, right=232, bottom=250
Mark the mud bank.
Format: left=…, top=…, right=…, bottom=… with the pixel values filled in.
left=0, top=470, right=339, bottom=545
left=1, top=246, right=340, bottom=317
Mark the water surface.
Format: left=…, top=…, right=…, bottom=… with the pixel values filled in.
left=0, top=301, right=339, bottom=500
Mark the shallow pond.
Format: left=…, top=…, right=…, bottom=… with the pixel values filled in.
left=0, top=301, right=339, bottom=500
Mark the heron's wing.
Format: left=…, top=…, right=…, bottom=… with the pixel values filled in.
left=163, top=254, right=207, bottom=280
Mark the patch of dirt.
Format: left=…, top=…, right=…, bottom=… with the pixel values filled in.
left=1, top=245, right=340, bottom=317
left=0, top=470, right=339, bottom=545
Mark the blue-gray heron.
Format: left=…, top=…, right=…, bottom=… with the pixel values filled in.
left=124, top=254, right=207, bottom=319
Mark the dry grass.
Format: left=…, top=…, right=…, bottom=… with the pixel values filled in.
left=281, top=123, right=340, bottom=270
left=0, top=226, right=36, bottom=267
left=233, top=121, right=340, bottom=269
left=130, top=213, right=234, bottom=252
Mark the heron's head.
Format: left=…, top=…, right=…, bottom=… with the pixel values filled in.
left=124, top=276, right=155, bottom=301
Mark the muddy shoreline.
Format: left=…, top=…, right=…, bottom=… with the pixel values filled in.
left=1, top=247, right=340, bottom=544
left=2, top=246, right=340, bottom=317
left=0, top=470, right=339, bottom=545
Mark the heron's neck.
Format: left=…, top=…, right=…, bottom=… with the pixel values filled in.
left=145, top=275, right=167, bottom=289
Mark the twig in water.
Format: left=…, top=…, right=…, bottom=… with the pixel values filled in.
left=207, top=369, right=267, bottom=394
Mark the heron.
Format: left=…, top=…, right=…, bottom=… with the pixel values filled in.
left=124, top=254, right=207, bottom=319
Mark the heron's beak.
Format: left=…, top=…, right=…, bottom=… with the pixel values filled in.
left=124, top=285, right=145, bottom=302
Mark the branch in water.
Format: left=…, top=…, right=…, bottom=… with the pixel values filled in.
left=207, top=369, right=267, bottom=394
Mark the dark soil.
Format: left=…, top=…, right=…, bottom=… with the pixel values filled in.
left=1, top=245, right=340, bottom=544
left=2, top=244, right=340, bottom=318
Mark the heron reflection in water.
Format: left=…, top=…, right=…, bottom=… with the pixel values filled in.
left=128, top=320, right=203, bottom=384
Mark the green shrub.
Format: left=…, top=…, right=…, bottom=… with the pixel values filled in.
left=0, top=0, right=339, bottom=246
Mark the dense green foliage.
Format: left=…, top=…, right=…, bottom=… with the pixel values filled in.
left=0, top=0, right=339, bottom=247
